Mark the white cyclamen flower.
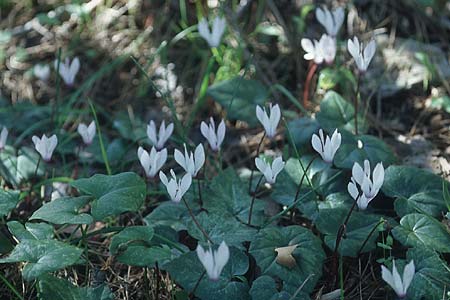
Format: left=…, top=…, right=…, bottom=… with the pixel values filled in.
left=138, top=146, right=167, bottom=178
left=174, top=144, right=205, bottom=177
left=159, top=170, right=192, bottom=203
left=256, top=104, right=281, bottom=139
left=147, top=120, right=174, bottom=150
left=315, top=6, right=345, bottom=37
left=301, top=34, right=336, bottom=65
left=348, top=160, right=384, bottom=210
left=311, top=129, right=341, bottom=163
left=54, top=57, right=80, bottom=86
left=32, top=134, right=58, bottom=162
left=255, top=156, right=285, bottom=184
left=196, top=241, right=230, bottom=281
left=0, top=127, right=8, bottom=150
left=198, top=16, right=226, bottom=48
left=200, top=117, right=226, bottom=151
left=347, top=37, right=376, bottom=72
left=77, top=121, right=96, bottom=145
left=381, top=260, right=415, bottom=298
left=34, top=64, right=50, bottom=81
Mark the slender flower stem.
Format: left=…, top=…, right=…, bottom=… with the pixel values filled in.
left=357, top=219, right=385, bottom=256
left=182, top=197, right=212, bottom=243
left=333, top=198, right=359, bottom=285
left=190, top=270, right=206, bottom=298
left=249, top=132, right=266, bottom=194
left=354, top=73, right=361, bottom=135
left=197, top=178, right=203, bottom=206
left=303, top=62, right=318, bottom=108
left=293, top=157, right=317, bottom=202
left=33, top=156, right=41, bottom=178
left=248, top=175, right=264, bottom=226
left=80, top=225, right=89, bottom=284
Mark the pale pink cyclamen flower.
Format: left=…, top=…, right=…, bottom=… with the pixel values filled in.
left=200, top=117, right=225, bottom=151
left=34, top=64, right=50, bottom=81
left=255, top=156, right=285, bottom=184
left=147, top=120, right=174, bottom=150
left=347, top=37, right=376, bottom=72
left=77, top=121, right=96, bottom=145
left=301, top=34, right=336, bottom=65
left=54, top=57, right=80, bottom=86
left=381, top=260, right=415, bottom=298
left=315, top=6, right=345, bottom=37
left=137, top=146, right=167, bottom=178
left=348, top=160, right=384, bottom=210
left=174, top=144, right=205, bottom=177
left=159, top=169, right=192, bottom=203
left=32, top=134, right=58, bottom=162
left=256, top=104, right=281, bottom=139
left=311, top=129, right=341, bottom=163
left=198, top=16, right=226, bottom=48
left=196, top=241, right=230, bottom=281
left=0, top=127, right=8, bottom=150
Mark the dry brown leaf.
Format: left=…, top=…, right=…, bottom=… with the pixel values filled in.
left=274, top=244, right=299, bottom=268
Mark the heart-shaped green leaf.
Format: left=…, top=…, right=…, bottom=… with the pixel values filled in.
left=0, top=189, right=20, bottom=217
left=316, top=91, right=368, bottom=134
left=406, top=247, right=450, bottom=299
left=109, top=226, right=174, bottom=267
left=315, top=208, right=385, bottom=257
left=39, top=274, right=113, bottom=300
left=0, top=239, right=82, bottom=280
left=249, top=225, right=324, bottom=293
left=71, top=172, right=146, bottom=220
left=207, top=77, right=268, bottom=127
left=333, top=130, right=396, bottom=169
left=392, top=213, right=450, bottom=252
left=0, top=146, right=44, bottom=187
left=382, top=166, right=447, bottom=217
left=203, top=168, right=266, bottom=226
left=7, top=221, right=54, bottom=241
left=30, top=196, right=93, bottom=225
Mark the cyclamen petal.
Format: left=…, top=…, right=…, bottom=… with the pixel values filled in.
left=55, top=57, right=80, bottom=86
left=147, top=120, right=174, bottom=150
left=347, top=36, right=376, bottom=72
left=201, top=117, right=226, bottom=151
left=315, top=6, right=344, bottom=37
left=256, top=104, right=281, bottom=139
left=138, top=147, right=167, bottom=178
left=34, top=64, right=50, bottom=81
left=0, top=127, right=8, bottom=150
left=198, top=16, right=226, bottom=48
left=311, top=129, right=341, bottom=163
left=32, top=134, right=58, bottom=162
left=196, top=241, right=230, bottom=280
left=381, top=260, right=415, bottom=298
left=255, top=156, right=285, bottom=184
left=348, top=160, right=384, bottom=210
left=159, top=170, right=192, bottom=203
left=175, top=144, right=205, bottom=177
left=77, top=121, right=96, bottom=145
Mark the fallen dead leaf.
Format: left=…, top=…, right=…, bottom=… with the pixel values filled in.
left=274, top=244, right=299, bottom=268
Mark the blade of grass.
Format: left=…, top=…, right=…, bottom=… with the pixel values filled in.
left=270, top=84, right=309, bottom=115
left=88, top=99, right=111, bottom=175
left=186, top=55, right=215, bottom=130
left=0, top=272, right=23, bottom=300
left=130, top=55, right=185, bottom=140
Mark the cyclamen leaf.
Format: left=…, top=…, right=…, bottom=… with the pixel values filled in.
left=392, top=213, right=450, bottom=253
left=71, top=172, right=146, bottom=220
left=39, top=274, right=113, bottom=300
left=0, top=239, right=82, bottom=280
left=30, top=196, right=93, bottom=225
left=0, top=189, right=20, bottom=217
